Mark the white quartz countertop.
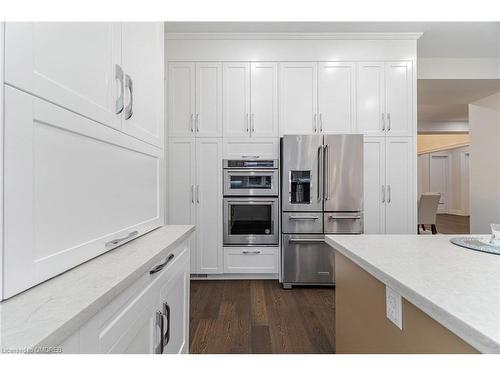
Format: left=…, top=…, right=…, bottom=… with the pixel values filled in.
left=0, top=225, right=195, bottom=351
left=326, top=234, right=500, bottom=354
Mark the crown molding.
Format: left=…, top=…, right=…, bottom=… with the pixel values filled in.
left=165, top=32, right=424, bottom=41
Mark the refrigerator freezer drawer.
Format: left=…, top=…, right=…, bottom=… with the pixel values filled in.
left=282, top=234, right=335, bottom=285
left=282, top=212, right=323, bottom=234
left=323, top=212, right=363, bottom=234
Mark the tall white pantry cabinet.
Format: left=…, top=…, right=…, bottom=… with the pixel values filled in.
left=0, top=22, right=166, bottom=299
left=166, top=33, right=419, bottom=276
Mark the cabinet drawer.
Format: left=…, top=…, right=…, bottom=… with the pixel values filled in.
left=223, top=138, right=279, bottom=159
left=324, top=213, right=363, bottom=234
left=223, top=247, right=279, bottom=274
left=282, top=212, right=323, bottom=234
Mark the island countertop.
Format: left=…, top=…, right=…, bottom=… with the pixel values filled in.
left=0, top=225, right=195, bottom=351
left=326, top=234, right=500, bottom=354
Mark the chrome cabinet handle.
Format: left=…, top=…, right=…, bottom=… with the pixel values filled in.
left=241, top=155, right=260, bottom=159
left=124, top=74, right=133, bottom=120
left=323, top=144, right=329, bottom=201
left=242, top=250, right=261, bottom=254
left=313, top=113, right=317, bottom=133
left=191, top=185, right=195, bottom=203
left=289, top=215, right=319, bottom=220
left=382, top=185, right=386, bottom=203
left=387, top=185, right=391, bottom=203
left=328, top=215, right=361, bottom=220
left=319, top=113, right=323, bottom=132
left=163, top=303, right=171, bottom=347
left=387, top=112, right=391, bottom=131
left=381, top=113, right=385, bottom=131
left=150, top=254, right=175, bottom=275
left=115, top=64, right=124, bottom=114
left=246, top=113, right=249, bottom=133
left=190, top=114, right=194, bottom=132
left=196, top=114, right=200, bottom=132
left=196, top=185, right=200, bottom=203
left=155, top=311, right=164, bottom=354
left=105, top=230, right=138, bottom=248
left=251, top=113, right=255, bottom=133
left=289, top=238, right=325, bottom=244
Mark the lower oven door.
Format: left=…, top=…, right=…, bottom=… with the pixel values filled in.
left=223, top=197, right=279, bottom=245
left=282, top=234, right=335, bottom=285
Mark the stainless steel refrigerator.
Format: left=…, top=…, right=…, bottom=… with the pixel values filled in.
left=281, top=134, right=363, bottom=288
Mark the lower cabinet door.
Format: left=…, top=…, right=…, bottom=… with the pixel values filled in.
left=2, top=86, right=164, bottom=299
left=158, top=249, right=190, bottom=354
left=363, top=136, right=386, bottom=234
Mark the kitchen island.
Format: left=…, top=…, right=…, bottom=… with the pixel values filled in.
left=326, top=235, right=500, bottom=354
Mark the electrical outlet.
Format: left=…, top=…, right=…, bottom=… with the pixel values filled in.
left=386, top=285, right=403, bottom=330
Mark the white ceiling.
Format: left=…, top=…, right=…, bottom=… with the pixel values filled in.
left=165, top=22, right=500, bottom=58
left=418, top=79, right=500, bottom=122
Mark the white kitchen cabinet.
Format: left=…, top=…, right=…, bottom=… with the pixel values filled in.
left=357, top=61, right=413, bottom=137
left=222, top=138, right=279, bottom=159
left=169, top=62, right=222, bottom=138
left=318, top=62, right=356, bottom=134
left=223, top=62, right=278, bottom=138
left=168, top=138, right=197, bottom=273
left=121, top=22, right=164, bottom=147
left=77, top=242, right=190, bottom=354
left=385, top=137, right=415, bottom=233
left=169, top=138, right=223, bottom=274
left=168, top=63, right=196, bottom=137
left=4, top=22, right=122, bottom=131
left=363, top=137, right=386, bottom=234
left=196, top=63, right=223, bottom=137
left=250, top=62, right=279, bottom=137
left=223, top=247, right=279, bottom=274
left=196, top=138, right=223, bottom=273
left=385, top=61, right=413, bottom=136
left=2, top=86, right=164, bottom=299
left=223, top=62, right=251, bottom=137
left=357, top=62, right=385, bottom=136
left=363, top=136, right=415, bottom=235
left=280, top=62, right=318, bottom=135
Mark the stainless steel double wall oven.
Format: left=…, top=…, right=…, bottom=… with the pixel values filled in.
left=223, top=159, right=279, bottom=246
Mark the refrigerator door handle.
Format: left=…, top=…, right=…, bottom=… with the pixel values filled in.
left=381, top=185, right=385, bottom=203
left=317, top=145, right=323, bottom=201
left=323, top=144, right=329, bottom=201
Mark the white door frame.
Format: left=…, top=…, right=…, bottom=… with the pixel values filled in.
left=429, top=152, right=450, bottom=214
left=460, top=151, right=471, bottom=216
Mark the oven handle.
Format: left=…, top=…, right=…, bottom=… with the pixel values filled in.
left=288, top=238, right=325, bottom=244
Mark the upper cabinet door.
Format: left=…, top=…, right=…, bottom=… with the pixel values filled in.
left=4, top=22, right=121, bottom=130
left=169, top=62, right=196, bottom=138
left=385, top=137, right=415, bottom=234
left=250, top=62, right=278, bottom=137
left=385, top=61, right=413, bottom=137
left=195, top=63, right=222, bottom=137
left=318, top=62, right=356, bottom=134
left=279, top=62, right=318, bottom=135
left=363, top=137, right=386, bottom=234
left=223, top=63, right=251, bottom=138
left=357, top=62, right=385, bottom=136
left=121, top=22, right=164, bottom=147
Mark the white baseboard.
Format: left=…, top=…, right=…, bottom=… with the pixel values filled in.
left=191, top=273, right=279, bottom=280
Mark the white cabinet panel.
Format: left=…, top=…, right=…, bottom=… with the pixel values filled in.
left=251, top=62, right=278, bottom=137
left=223, top=63, right=251, bottom=137
left=357, top=62, right=385, bottom=136
left=195, top=139, right=223, bottom=274
left=222, top=138, right=279, bottom=159
left=319, top=62, right=356, bottom=134
left=168, top=138, right=197, bottom=273
left=3, top=86, right=164, bottom=298
left=385, top=137, right=415, bottom=234
left=4, top=22, right=121, bottom=131
left=280, top=62, right=318, bottom=135
left=385, top=61, right=413, bottom=136
left=223, top=247, right=279, bottom=274
left=363, top=137, right=386, bottom=234
left=168, top=63, right=195, bottom=137
left=196, top=63, right=222, bottom=137
left=121, top=22, right=164, bottom=147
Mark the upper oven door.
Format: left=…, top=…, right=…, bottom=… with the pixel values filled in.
left=224, top=169, right=278, bottom=196
left=223, top=197, right=279, bottom=245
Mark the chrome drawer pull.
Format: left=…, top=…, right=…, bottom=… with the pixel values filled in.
left=155, top=311, right=164, bottom=354
left=105, top=230, right=139, bottom=248
left=150, top=254, right=175, bottom=274
left=289, top=216, right=319, bottom=220
left=328, top=215, right=361, bottom=220
left=242, top=250, right=261, bottom=255
left=289, top=238, right=325, bottom=244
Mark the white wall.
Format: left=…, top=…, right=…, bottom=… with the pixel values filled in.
left=469, top=91, right=500, bottom=233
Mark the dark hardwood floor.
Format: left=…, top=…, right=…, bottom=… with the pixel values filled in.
left=189, top=280, right=335, bottom=354
left=435, top=214, right=470, bottom=234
